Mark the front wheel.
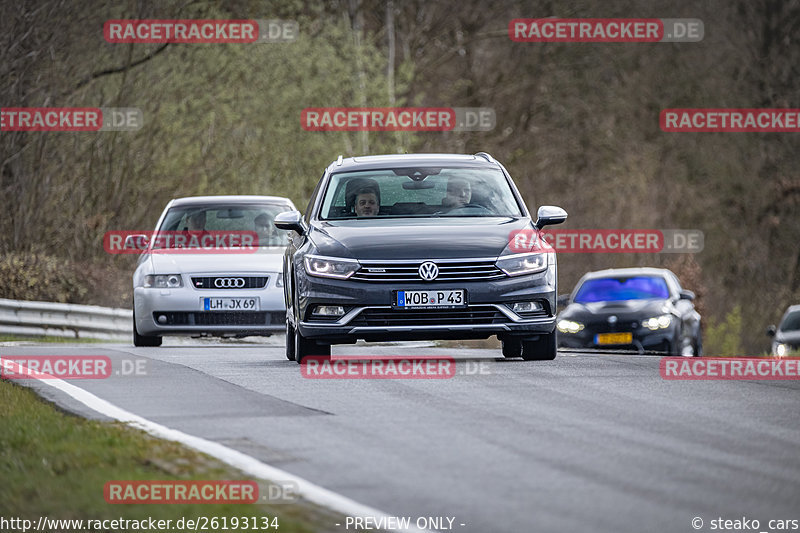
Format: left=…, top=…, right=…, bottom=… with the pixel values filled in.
left=501, top=337, right=522, bottom=358
left=521, top=331, right=557, bottom=360
left=285, top=320, right=296, bottom=360
left=294, top=326, right=331, bottom=364
left=132, top=312, right=162, bottom=347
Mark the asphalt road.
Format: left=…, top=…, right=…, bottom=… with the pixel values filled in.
left=3, top=339, right=799, bottom=533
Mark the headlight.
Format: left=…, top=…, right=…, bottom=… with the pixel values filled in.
left=496, top=252, right=548, bottom=277
left=144, top=274, right=183, bottom=288
left=304, top=255, right=360, bottom=279
left=643, top=314, right=672, bottom=330
left=776, top=343, right=788, bottom=357
left=557, top=319, right=584, bottom=334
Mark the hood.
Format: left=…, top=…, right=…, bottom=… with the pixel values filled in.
left=560, top=298, right=671, bottom=322
left=145, top=248, right=284, bottom=274
left=309, top=217, right=532, bottom=260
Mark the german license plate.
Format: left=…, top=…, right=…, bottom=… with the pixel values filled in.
left=595, top=332, right=633, bottom=345
left=396, top=290, right=466, bottom=308
left=203, top=297, right=259, bottom=311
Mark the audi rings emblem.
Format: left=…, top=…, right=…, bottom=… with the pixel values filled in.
left=418, top=262, right=439, bottom=281
left=214, top=277, right=246, bottom=288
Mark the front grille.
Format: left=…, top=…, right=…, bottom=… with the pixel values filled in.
left=350, top=259, right=506, bottom=282
left=348, top=306, right=506, bottom=327
left=587, top=319, right=640, bottom=333
left=191, top=276, right=268, bottom=289
left=153, top=311, right=283, bottom=326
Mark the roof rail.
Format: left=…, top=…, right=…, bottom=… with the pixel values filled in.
left=336, top=155, right=343, bottom=166
left=474, top=152, right=495, bottom=162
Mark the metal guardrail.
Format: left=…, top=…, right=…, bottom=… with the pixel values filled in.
left=0, top=298, right=132, bottom=340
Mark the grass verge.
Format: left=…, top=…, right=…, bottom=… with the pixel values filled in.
left=0, top=379, right=340, bottom=531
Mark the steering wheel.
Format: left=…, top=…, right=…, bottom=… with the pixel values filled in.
left=445, top=203, right=493, bottom=214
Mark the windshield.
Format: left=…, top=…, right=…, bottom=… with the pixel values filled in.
left=573, top=276, right=670, bottom=303
left=319, top=167, right=524, bottom=219
left=156, top=203, right=292, bottom=248
left=780, top=311, right=800, bottom=332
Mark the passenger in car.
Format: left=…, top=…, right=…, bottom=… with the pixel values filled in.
left=185, top=210, right=207, bottom=231
left=442, top=177, right=472, bottom=209
left=254, top=212, right=278, bottom=245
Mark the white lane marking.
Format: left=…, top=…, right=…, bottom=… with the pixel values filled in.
left=0, top=357, right=431, bottom=533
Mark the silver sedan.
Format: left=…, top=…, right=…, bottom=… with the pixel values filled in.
left=132, top=195, right=295, bottom=346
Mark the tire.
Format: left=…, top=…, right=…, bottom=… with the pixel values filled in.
left=501, top=337, right=522, bottom=358
left=521, top=331, right=557, bottom=361
left=294, top=325, right=331, bottom=364
left=285, top=319, right=296, bottom=361
left=693, top=331, right=703, bottom=357
left=133, top=312, right=162, bottom=347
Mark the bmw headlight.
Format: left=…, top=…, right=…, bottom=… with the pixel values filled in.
left=775, top=343, right=788, bottom=357
left=304, top=255, right=360, bottom=279
left=643, top=314, right=672, bottom=330
left=144, top=274, right=183, bottom=288
left=496, top=252, right=548, bottom=277
left=557, top=319, right=584, bottom=334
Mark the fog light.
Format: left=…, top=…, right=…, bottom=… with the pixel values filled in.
left=511, top=301, right=543, bottom=313
left=312, top=305, right=345, bottom=317
left=157, top=315, right=168, bottom=324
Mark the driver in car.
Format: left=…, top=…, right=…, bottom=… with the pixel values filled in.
left=442, top=177, right=472, bottom=209
left=353, top=186, right=380, bottom=217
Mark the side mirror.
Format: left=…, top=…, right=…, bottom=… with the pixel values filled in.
left=274, top=210, right=306, bottom=234
left=557, top=294, right=570, bottom=308
left=535, top=205, right=568, bottom=229
left=124, top=234, right=149, bottom=251
left=679, top=290, right=695, bottom=301
left=767, top=325, right=777, bottom=337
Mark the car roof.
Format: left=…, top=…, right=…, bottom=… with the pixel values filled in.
left=169, top=195, right=294, bottom=207
left=783, top=304, right=800, bottom=315
left=328, top=153, right=500, bottom=172
left=581, top=267, right=673, bottom=280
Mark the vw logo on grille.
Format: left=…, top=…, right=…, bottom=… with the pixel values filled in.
left=214, top=277, right=246, bottom=288
left=418, top=262, right=439, bottom=281
left=608, top=315, right=618, bottom=324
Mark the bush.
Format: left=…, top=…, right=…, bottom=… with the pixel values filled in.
left=704, top=305, right=744, bottom=356
left=0, top=253, right=130, bottom=308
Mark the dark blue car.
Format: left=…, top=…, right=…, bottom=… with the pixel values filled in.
left=557, top=267, right=702, bottom=356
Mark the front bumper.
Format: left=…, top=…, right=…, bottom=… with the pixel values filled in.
left=134, top=273, right=285, bottom=336
left=558, top=326, right=676, bottom=352
left=295, top=270, right=556, bottom=343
